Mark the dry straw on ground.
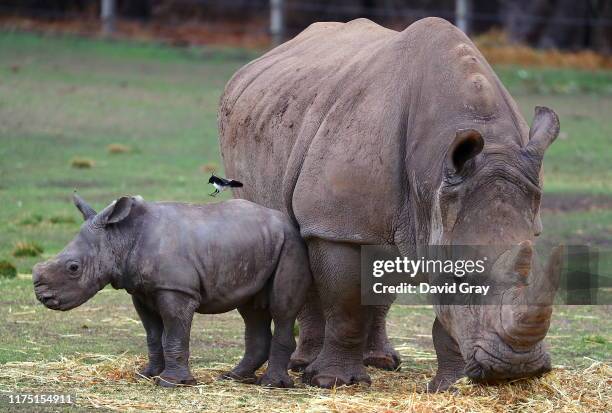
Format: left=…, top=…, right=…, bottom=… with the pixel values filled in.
left=107, top=144, right=132, bottom=154
left=0, top=354, right=609, bottom=412
left=474, top=30, right=612, bottom=70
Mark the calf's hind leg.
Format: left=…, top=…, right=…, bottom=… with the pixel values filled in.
left=260, top=233, right=312, bottom=387
left=220, top=304, right=272, bottom=383
left=289, top=286, right=325, bottom=372
left=258, top=317, right=296, bottom=388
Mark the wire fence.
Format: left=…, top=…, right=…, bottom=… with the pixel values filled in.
left=1, top=0, right=611, bottom=27
left=0, top=0, right=610, bottom=51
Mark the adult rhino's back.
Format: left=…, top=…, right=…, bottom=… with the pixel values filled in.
left=219, top=17, right=521, bottom=242
left=219, top=19, right=400, bottom=210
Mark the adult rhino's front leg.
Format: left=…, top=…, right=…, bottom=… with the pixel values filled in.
left=426, top=317, right=465, bottom=392
left=301, top=239, right=372, bottom=388
left=363, top=305, right=401, bottom=370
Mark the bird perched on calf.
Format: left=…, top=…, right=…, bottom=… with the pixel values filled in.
left=208, top=173, right=243, bottom=196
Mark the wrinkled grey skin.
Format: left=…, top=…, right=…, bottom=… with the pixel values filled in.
left=218, top=17, right=561, bottom=390
left=33, top=195, right=312, bottom=388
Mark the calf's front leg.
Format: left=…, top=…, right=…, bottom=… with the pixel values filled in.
left=155, top=291, right=198, bottom=387
left=132, top=295, right=165, bottom=378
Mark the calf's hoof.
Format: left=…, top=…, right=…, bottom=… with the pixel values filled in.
left=302, top=362, right=371, bottom=388
left=257, top=371, right=294, bottom=388
left=218, top=370, right=257, bottom=384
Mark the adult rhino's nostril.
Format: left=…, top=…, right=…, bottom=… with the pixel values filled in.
left=464, top=359, right=485, bottom=381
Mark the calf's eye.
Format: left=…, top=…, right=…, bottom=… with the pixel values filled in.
left=67, top=262, right=80, bottom=273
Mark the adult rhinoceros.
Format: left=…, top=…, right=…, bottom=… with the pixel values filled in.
left=218, top=17, right=560, bottom=390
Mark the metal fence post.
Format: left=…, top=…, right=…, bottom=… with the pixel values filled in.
left=101, top=0, right=116, bottom=36
left=270, top=0, right=285, bottom=46
left=455, top=0, right=471, bottom=34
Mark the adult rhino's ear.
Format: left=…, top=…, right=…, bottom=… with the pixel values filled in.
left=73, top=191, right=97, bottom=221
left=94, top=196, right=135, bottom=227
left=447, top=129, right=484, bottom=174
left=526, top=106, right=559, bottom=157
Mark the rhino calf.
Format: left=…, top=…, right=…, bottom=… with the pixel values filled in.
left=33, top=194, right=312, bottom=388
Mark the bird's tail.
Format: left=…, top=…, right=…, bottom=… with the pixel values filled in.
left=229, top=180, right=243, bottom=188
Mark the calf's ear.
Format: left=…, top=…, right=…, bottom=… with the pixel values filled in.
left=447, top=129, right=484, bottom=174
left=94, top=196, right=135, bottom=226
left=526, top=106, right=560, bottom=157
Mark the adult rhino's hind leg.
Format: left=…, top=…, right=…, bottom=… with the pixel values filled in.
left=363, top=305, right=401, bottom=370
left=302, top=239, right=371, bottom=388
left=289, top=286, right=325, bottom=371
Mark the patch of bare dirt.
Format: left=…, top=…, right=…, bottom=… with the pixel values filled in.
left=541, top=193, right=612, bottom=213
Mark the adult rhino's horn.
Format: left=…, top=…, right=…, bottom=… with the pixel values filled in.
left=73, top=191, right=97, bottom=221
left=514, top=240, right=533, bottom=278
left=525, top=106, right=560, bottom=158
left=499, top=245, right=563, bottom=348
left=525, top=245, right=563, bottom=306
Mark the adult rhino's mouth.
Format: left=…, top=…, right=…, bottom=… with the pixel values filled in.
left=464, top=337, right=552, bottom=383
left=463, top=242, right=562, bottom=383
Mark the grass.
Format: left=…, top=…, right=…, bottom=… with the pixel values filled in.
left=69, top=157, right=95, bottom=169
left=17, top=213, right=43, bottom=226
left=0, top=275, right=609, bottom=411
left=0, top=31, right=610, bottom=412
left=0, top=260, right=17, bottom=278
left=48, top=214, right=76, bottom=224
left=11, top=241, right=43, bottom=258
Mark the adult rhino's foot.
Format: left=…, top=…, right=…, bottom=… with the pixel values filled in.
left=137, top=362, right=165, bottom=379
left=288, top=340, right=322, bottom=372
left=257, top=370, right=294, bottom=388
left=218, top=369, right=257, bottom=384
left=302, top=357, right=371, bottom=388
left=155, top=370, right=196, bottom=387
left=425, top=374, right=460, bottom=393
left=363, top=342, right=401, bottom=371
